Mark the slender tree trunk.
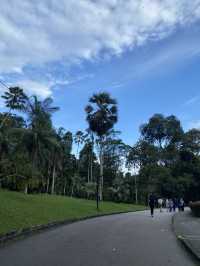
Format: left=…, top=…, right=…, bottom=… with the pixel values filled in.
left=24, top=183, right=28, bottom=194
left=96, top=173, right=99, bottom=210
left=90, top=154, right=93, bottom=182
left=134, top=175, right=138, bottom=204
left=90, top=140, right=93, bottom=182
left=76, top=142, right=80, bottom=159
left=46, top=177, right=50, bottom=193
left=99, top=142, right=104, bottom=201
left=46, top=162, right=51, bottom=193
left=63, top=181, right=66, bottom=195
left=87, top=155, right=90, bottom=183
left=51, top=163, right=56, bottom=194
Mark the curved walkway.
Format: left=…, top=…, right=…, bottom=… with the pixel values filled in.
left=0, top=210, right=197, bottom=266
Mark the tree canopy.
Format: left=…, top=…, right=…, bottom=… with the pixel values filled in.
left=0, top=87, right=199, bottom=204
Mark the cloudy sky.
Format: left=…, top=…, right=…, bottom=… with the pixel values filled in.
left=0, top=0, right=200, bottom=144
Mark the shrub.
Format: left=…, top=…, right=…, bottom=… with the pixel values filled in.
left=189, top=201, right=200, bottom=217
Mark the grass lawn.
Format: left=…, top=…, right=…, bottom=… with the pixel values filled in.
left=0, top=190, right=145, bottom=235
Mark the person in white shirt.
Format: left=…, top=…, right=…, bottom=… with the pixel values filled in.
left=165, top=198, right=169, bottom=211
left=158, top=198, right=163, bottom=212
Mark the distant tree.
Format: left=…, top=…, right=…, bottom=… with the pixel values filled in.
left=85, top=92, right=118, bottom=208
left=74, top=131, right=85, bottom=158
left=102, top=132, right=126, bottom=188
left=127, top=140, right=158, bottom=168
left=126, top=140, right=158, bottom=203
left=140, top=114, right=166, bottom=148
left=140, top=114, right=183, bottom=149
left=79, top=142, right=96, bottom=184
left=165, top=115, right=183, bottom=146
left=183, top=129, right=200, bottom=155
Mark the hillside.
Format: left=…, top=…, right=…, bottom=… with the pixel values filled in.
left=0, top=190, right=145, bottom=235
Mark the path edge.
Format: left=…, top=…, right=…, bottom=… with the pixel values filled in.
left=172, top=212, right=200, bottom=261
left=0, top=209, right=144, bottom=247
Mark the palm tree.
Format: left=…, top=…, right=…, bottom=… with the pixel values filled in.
left=21, top=96, right=60, bottom=193
left=85, top=92, right=118, bottom=208
left=0, top=87, right=27, bottom=129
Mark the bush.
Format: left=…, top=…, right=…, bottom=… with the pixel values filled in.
left=189, top=201, right=200, bottom=217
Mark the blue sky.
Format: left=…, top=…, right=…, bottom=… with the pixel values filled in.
left=0, top=0, right=200, bottom=146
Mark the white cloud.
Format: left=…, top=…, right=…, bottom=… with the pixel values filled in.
left=0, top=80, right=52, bottom=99
left=0, top=0, right=200, bottom=98
left=0, top=0, right=200, bottom=74
left=131, top=33, right=200, bottom=79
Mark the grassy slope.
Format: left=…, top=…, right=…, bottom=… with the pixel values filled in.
left=0, top=190, right=145, bottom=235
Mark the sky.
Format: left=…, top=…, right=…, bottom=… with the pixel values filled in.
left=0, top=0, right=200, bottom=146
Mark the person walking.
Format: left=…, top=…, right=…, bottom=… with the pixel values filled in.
left=165, top=198, right=169, bottom=211
left=179, top=198, right=185, bottom=211
left=158, top=198, right=163, bottom=212
left=149, top=193, right=156, bottom=217
left=173, top=198, right=177, bottom=212
left=169, top=199, right=173, bottom=212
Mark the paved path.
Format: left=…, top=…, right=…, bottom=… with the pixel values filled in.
left=0, top=210, right=197, bottom=266
left=173, top=209, right=200, bottom=260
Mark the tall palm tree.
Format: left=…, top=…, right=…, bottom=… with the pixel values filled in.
left=21, top=96, right=60, bottom=193
left=85, top=92, right=118, bottom=208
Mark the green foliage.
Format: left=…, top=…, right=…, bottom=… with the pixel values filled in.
left=1, top=86, right=200, bottom=205
left=128, top=114, right=200, bottom=203
left=127, top=140, right=158, bottom=167
left=1, top=87, right=27, bottom=111
left=85, top=92, right=118, bottom=137
left=140, top=114, right=183, bottom=148
left=183, top=129, right=200, bottom=154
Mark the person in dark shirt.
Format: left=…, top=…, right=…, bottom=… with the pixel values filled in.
left=173, top=198, right=178, bottom=212
left=149, top=193, right=156, bottom=217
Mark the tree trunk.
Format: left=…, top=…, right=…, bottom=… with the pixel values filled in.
left=51, top=163, right=56, bottom=194
left=87, top=155, right=90, bottom=183
left=46, top=162, right=51, bottom=193
left=99, top=143, right=104, bottom=201
left=63, top=181, right=66, bottom=195
left=24, top=183, right=28, bottom=194
left=134, top=175, right=138, bottom=204
left=90, top=133, right=94, bottom=182
left=46, top=177, right=50, bottom=193
left=90, top=156, right=93, bottom=182
left=76, top=143, right=80, bottom=159
left=96, top=174, right=99, bottom=210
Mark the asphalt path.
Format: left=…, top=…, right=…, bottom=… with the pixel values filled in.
left=0, top=210, right=197, bottom=266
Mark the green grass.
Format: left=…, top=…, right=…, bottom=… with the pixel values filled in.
left=0, top=190, right=145, bottom=235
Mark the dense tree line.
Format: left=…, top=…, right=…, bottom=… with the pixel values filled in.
left=127, top=114, right=200, bottom=203
left=0, top=87, right=199, bottom=204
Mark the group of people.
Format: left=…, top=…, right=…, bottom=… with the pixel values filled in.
left=149, top=194, right=185, bottom=217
